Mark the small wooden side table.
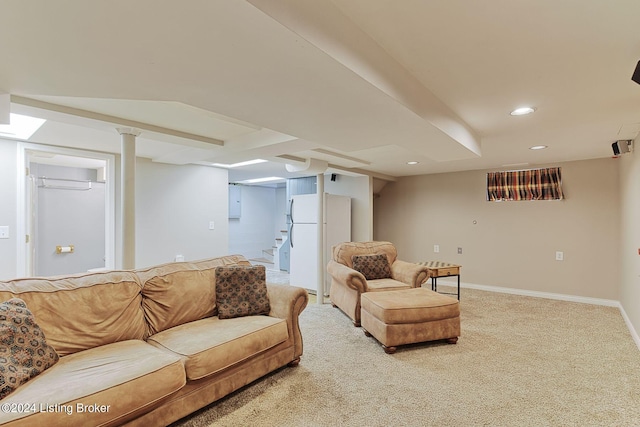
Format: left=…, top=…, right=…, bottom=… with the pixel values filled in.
left=418, top=261, right=461, bottom=300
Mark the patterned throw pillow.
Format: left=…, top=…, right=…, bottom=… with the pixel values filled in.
left=0, top=298, right=59, bottom=399
left=215, top=265, right=271, bottom=319
left=351, top=254, right=392, bottom=280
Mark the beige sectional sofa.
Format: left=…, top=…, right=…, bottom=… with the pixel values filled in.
left=0, top=255, right=308, bottom=427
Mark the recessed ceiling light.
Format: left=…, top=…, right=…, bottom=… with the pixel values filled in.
left=211, top=159, right=267, bottom=168
left=407, top=161, right=419, bottom=165
left=510, top=107, right=536, bottom=116
left=0, top=113, right=46, bottom=140
left=529, top=145, right=548, bottom=150
left=239, top=176, right=284, bottom=184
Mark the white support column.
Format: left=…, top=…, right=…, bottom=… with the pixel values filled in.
left=316, top=173, right=324, bottom=304
left=117, top=127, right=140, bottom=270
left=368, top=175, right=374, bottom=240
left=0, top=92, right=9, bottom=124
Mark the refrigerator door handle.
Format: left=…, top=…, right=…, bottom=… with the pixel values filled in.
left=289, top=223, right=294, bottom=248
left=289, top=198, right=294, bottom=223
left=289, top=198, right=294, bottom=248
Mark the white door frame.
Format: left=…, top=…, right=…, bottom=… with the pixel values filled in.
left=16, top=142, right=116, bottom=276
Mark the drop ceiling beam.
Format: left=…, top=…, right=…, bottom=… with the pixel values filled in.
left=11, top=95, right=224, bottom=147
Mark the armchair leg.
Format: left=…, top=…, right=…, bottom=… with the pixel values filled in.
left=353, top=320, right=361, bottom=327
left=447, top=337, right=458, bottom=344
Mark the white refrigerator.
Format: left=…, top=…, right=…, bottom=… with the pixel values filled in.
left=289, top=193, right=351, bottom=295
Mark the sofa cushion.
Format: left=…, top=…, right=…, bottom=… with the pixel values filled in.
left=215, top=265, right=270, bottom=319
left=138, top=255, right=251, bottom=335
left=0, top=340, right=185, bottom=427
left=147, top=315, right=288, bottom=380
left=366, top=278, right=412, bottom=292
left=361, top=288, right=460, bottom=324
left=0, top=271, right=147, bottom=356
left=351, top=254, right=392, bottom=280
left=0, top=298, right=59, bottom=399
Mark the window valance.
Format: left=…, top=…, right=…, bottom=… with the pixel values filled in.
left=486, top=167, right=564, bottom=201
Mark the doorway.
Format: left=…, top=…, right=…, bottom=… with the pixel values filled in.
left=20, top=144, right=115, bottom=276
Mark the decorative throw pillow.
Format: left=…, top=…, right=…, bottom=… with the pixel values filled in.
left=351, top=254, right=392, bottom=280
left=215, top=265, right=271, bottom=319
left=0, top=298, right=59, bottom=399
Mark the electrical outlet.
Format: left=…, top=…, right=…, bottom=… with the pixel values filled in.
left=457, top=247, right=462, bottom=254
left=209, top=221, right=215, bottom=230
left=0, top=226, right=8, bottom=239
left=555, top=251, right=564, bottom=261
left=434, top=244, right=440, bottom=253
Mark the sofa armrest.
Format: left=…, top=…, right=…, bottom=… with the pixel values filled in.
left=266, top=283, right=308, bottom=361
left=390, top=260, right=430, bottom=288
left=326, top=260, right=367, bottom=293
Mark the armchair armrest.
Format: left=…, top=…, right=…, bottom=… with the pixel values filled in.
left=390, top=260, right=430, bottom=288
left=326, top=260, right=367, bottom=293
left=266, top=283, right=308, bottom=361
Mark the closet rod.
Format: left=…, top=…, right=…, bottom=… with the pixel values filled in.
left=38, top=176, right=93, bottom=191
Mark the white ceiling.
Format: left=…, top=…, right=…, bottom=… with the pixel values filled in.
left=1, top=0, right=640, bottom=183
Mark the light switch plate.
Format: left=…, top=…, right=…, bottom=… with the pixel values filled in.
left=0, top=226, right=8, bottom=239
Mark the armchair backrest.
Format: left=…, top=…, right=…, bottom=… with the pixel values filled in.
left=332, top=241, right=398, bottom=269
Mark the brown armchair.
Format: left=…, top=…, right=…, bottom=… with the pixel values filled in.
left=326, top=241, right=430, bottom=326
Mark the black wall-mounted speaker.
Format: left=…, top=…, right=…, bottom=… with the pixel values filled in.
left=330, top=173, right=337, bottom=181
left=633, top=60, right=640, bottom=85
left=612, top=140, right=632, bottom=156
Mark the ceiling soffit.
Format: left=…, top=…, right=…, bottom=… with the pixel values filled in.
left=247, top=0, right=481, bottom=161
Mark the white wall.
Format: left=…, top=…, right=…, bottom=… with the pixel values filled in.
left=135, top=159, right=229, bottom=267
left=228, top=184, right=279, bottom=260
left=0, top=139, right=18, bottom=280
left=619, top=152, right=640, bottom=346
left=274, top=186, right=287, bottom=238
left=374, top=158, right=620, bottom=300
left=324, top=173, right=372, bottom=242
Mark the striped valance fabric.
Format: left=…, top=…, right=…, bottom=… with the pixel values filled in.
left=487, top=167, right=564, bottom=201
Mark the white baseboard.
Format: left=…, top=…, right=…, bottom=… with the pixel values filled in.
left=436, top=279, right=619, bottom=306
left=435, top=279, right=640, bottom=351
left=619, top=304, right=640, bottom=351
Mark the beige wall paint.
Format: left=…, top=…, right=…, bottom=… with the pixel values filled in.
left=619, top=153, right=640, bottom=343
left=374, top=158, right=620, bottom=300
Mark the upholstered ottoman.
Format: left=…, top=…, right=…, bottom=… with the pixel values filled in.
left=360, top=287, right=460, bottom=354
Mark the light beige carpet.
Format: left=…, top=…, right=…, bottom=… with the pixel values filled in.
left=172, top=287, right=640, bottom=427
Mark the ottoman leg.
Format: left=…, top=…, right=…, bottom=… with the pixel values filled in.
left=363, top=328, right=395, bottom=353
left=447, top=337, right=458, bottom=344
left=383, top=345, right=397, bottom=354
